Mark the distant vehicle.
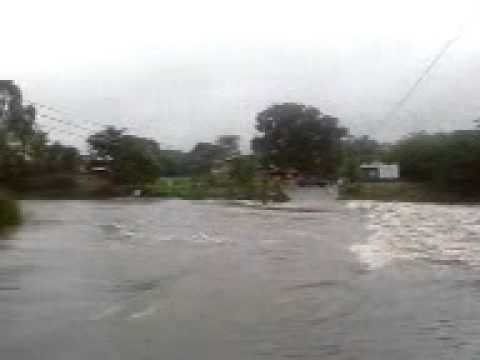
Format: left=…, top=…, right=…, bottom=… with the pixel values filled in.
left=296, top=175, right=329, bottom=187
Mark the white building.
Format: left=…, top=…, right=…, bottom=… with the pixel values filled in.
left=360, top=162, right=399, bottom=181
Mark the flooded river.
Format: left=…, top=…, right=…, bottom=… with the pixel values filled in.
left=2, top=190, right=480, bottom=359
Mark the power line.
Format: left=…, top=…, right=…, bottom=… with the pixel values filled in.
left=24, top=99, right=100, bottom=136
left=36, top=123, right=87, bottom=140
left=36, top=116, right=95, bottom=141
left=38, top=113, right=96, bottom=133
left=24, top=99, right=147, bottom=137
left=25, top=100, right=107, bottom=131
left=384, top=33, right=462, bottom=122
left=24, top=99, right=106, bottom=143
left=24, top=98, right=175, bottom=148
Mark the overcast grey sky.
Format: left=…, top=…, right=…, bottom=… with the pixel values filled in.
left=3, top=0, right=480, bottom=151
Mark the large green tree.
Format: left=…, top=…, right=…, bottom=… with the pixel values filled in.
left=0, top=81, right=35, bottom=154
left=45, top=142, right=80, bottom=172
left=87, top=126, right=162, bottom=185
left=251, top=103, right=347, bottom=177
left=215, top=135, right=240, bottom=159
left=0, top=81, right=49, bottom=184
left=187, top=142, right=223, bottom=175
left=158, top=149, right=189, bottom=177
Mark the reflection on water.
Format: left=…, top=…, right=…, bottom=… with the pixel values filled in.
left=1, top=198, right=480, bottom=359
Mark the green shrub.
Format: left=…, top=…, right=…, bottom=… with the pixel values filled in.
left=0, top=199, right=21, bottom=229
left=145, top=179, right=172, bottom=196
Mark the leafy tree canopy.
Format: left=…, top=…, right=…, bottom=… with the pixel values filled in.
left=215, top=135, right=240, bottom=159
left=87, top=126, right=161, bottom=185
left=251, top=103, right=347, bottom=176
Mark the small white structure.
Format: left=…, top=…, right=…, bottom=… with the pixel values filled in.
left=132, top=189, right=142, bottom=197
left=360, top=162, right=399, bottom=181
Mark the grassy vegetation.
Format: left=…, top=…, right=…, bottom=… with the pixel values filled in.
left=0, top=198, right=21, bottom=229
left=144, top=176, right=289, bottom=202
left=338, top=182, right=480, bottom=203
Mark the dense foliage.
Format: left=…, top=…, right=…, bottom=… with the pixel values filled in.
left=251, top=103, right=347, bottom=177
left=0, top=81, right=80, bottom=191
left=87, top=126, right=162, bottom=185
left=386, top=131, right=480, bottom=194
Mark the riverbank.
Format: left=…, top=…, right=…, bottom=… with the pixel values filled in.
left=143, top=177, right=290, bottom=202
left=7, top=173, right=121, bottom=200
left=338, top=182, right=480, bottom=203
left=12, top=176, right=290, bottom=202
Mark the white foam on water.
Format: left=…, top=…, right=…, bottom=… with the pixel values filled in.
left=128, top=305, right=158, bottom=319
left=349, top=201, right=480, bottom=269
left=191, top=232, right=229, bottom=245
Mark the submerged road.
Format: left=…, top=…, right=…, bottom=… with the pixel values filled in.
left=2, top=189, right=480, bottom=359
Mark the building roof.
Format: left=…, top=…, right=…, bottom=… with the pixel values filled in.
left=360, top=162, right=399, bottom=168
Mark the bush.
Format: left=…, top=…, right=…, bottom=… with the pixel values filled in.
left=387, top=131, right=480, bottom=194
left=145, top=179, right=172, bottom=197
left=0, top=198, right=21, bottom=229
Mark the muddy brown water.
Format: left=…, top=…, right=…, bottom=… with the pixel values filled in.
left=1, top=190, right=480, bottom=359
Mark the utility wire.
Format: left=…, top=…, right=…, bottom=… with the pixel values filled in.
left=25, top=100, right=107, bottom=131
left=384, top=33, right=462, bottom=122
left=36, top=123, right=87, bottom=140
left=38, top=113, right=96, bottom=133
left=24, top=98, right=174, bottom=148
left=24, top=99, right=146, bottom=136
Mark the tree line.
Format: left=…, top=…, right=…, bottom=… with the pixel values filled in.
left=385, top=130, right=480, bottom=194
left=0, top=81, right=80, bottom=191
left=341, top=129, right=480, bottom=196
left=2, top=80, right=480, bottom=198
left=0, top=82, right=350, bottom=193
